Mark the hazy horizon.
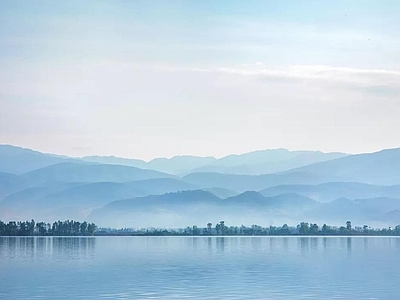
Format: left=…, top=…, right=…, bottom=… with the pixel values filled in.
left=4, top=142, right=400, bottom=162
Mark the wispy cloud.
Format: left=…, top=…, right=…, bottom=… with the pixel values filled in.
left=193, top=65, right=400, bottom=89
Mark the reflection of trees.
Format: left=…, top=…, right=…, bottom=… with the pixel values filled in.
left=0, top=237, right=96, bottom=260
left=216, top=237, right=225, bottom=252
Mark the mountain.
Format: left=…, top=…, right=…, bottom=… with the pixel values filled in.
left=384, top=210, right=400, bottom=224
left=19, top=162, right=175, bottom=186
left=191, top=149, right=347, bottom=175
left=0, top=182, right=85, bottom=208
left=89, top=190, right=221, bottom=227
left=38, top=177, right=196, bottom=208
left=82, top=149, right=347, bottom=175
left=82, top=155, right=216, bottom=175
left=0, top=182, right=86, bottom=220
left=81, top=155, right=148, bottom=169
left=146, top=156, right=217, bottom=175
left=283, top=148, right=400, bottom=185
left=260, top=182, right=400, bottom=203
left=89, top=190, right=317, bottom=228
left=302, top=196, right=400, bottom=226
left=225, top=191, right=317, bottom=210
left=353, top=197, right=400, bottom=213
left=0, top=178, right=196, bottom=221
left=202, top=187, right=239, bottom=199
left=0, top=144, right=74, bottom=174
left=183, top=171, right=343, bottom=192
left=0, top=172, right=28, bottom=199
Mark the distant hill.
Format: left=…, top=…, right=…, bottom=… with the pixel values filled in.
left=191, top=149, right=347, bottom=175
left=260, top=182, right=400, bottom=202
left=0, top=144, right=74, bottom=174
left=225, top=191, right=317, bottom=210
left=183, top=171, right=344, bottom=192
left=19, top=162, right=175, bottom=185
left=0, top=178, right=196, bottom=221
left=303, top=197, right=400, bottom=226
left=89, top=190, right=221, bottom=227
left=283, top=148, right=400, bottom=185
left=81, top=155, right=148, bottom=169
left=147, top=156, right=217, bottom=175
left=0, top=172, right=28, bottom=199
left=89, top=190, right=317, bottom=228
left=0, top=182, right=85, bottom=210
left=82, top=155, right=216, bottom=175
left=202, top=187, right=239, bottom=199
left=82, top=149, right=347, bottom=175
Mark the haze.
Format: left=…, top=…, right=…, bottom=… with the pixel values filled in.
left=1, top=1, right=400, bottom=160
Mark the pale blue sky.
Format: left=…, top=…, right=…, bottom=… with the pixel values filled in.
left=1, top=1, right=399, bottom=159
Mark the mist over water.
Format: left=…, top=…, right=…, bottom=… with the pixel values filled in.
left=1, top=236, right=399, bottom=299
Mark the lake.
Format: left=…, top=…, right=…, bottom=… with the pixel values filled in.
left=1, top=236, right=399, bottom=299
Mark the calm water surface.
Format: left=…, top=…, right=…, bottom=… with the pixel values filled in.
left=1, top=236, right=399, bottom=299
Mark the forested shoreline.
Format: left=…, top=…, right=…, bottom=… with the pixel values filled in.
left=2, top=219, right=400, bottom=237
left=0, top=220, right=97, bottom=236
left=96, top=221, right=400, bottom=236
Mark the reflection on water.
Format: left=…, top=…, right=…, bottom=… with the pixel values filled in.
left=1, top=236, right=399, bottom=299
left=0, top=237, right=96, bottom=260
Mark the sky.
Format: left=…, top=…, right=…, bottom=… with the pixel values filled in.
left=1, top=0, right=400, bottom=160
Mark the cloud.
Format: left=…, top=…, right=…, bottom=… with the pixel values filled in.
left=193, top=65, right=400, bottom=90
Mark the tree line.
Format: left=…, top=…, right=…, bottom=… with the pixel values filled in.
left=0, top=220, right=97, bottom=236
left=97, top=220, right=400, bottom=236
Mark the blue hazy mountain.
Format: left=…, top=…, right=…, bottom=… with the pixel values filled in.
left=183, top=171, right=344, bottom=192
left=82, top=155, right=217, bottom=175
left=260, top=182, right=400, bottom=203
left=89, top=190, right=221, bottom=227
left=1, top=144, right=400, bottom=227
left=0, top=182, right=85, bottom=208
left=224, top=191, right=318, bottom=211
left=81, top=155, right=149, bottom=169
left=191, top=149, right=347, bottom=175
left=89, top=190, right=317, bottom=228
left=19, top=162, right=175, bottom=185
left=0, top=172, right=28, bottom=199
left=304, top=197, right=400, bottom=226
left=147, top=156, right=217, bottom=175
left=0, top=144, right=74, bottom=174
left=0, top=178, right=197, bottom=221
left=82, top=149, right=347, bottom=175
left=202, top=187, right=239, bottom=199
left=283, top=148, right=400, bottom=185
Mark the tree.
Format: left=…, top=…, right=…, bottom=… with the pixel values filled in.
left=87, top=223, right=97, bottom=236
left=321, top=224, right=330, bottom=234
left=309, top=223, right=319, bottom=234
left=207, top=223, right=212, bottom=234
left=80, top=222, right=88, bottom=235
left=192, top=225, right=200, bottom=235
left=394, top=225, right=400, bottom=236
left=298, top=222, right=309, bottom=235
left=215, top=223, right=221, bottom=235
left=220, top=221, right=225, bottom=235
left=346, top=221, right=352, bottom=232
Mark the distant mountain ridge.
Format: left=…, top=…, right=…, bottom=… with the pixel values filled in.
left=0, top=144, right=75, bottom=174
left=283, top=147, right=400, bottom=185
left=1, top=144, right=400, bottom=227
left=19, top=162, right=175, bottom=186
left=82, top=148, right=348, bottom=175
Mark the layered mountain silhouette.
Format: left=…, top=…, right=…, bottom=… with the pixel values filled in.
left=261, top=182, right=400, bottom=202
left=283, top=148, right=400, bottom=185
left=1, top=144, right=400, bottom=227
left=0, top=145, right=74, bottom=174
left=82, top=148, right=347, bottom=175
